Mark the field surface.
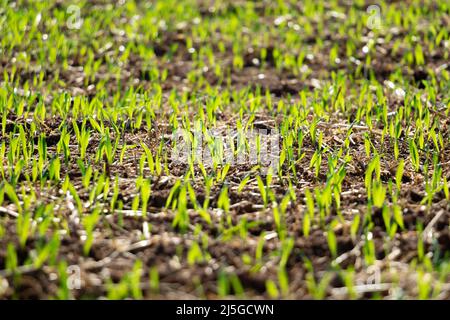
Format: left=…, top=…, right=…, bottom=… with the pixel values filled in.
left=0, top=0, right=450, bottom=299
